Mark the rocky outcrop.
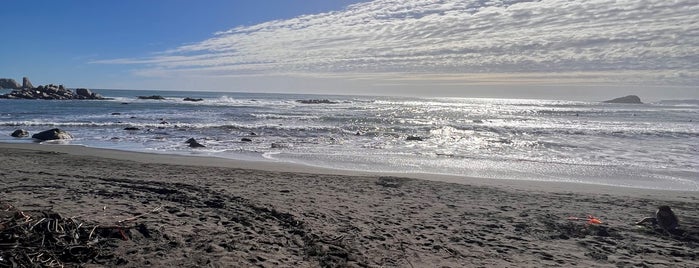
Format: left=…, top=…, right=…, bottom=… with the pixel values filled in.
left=604, top=95, right=642, bottom=104
left=10, top=129, right=29, bottom=137
left=183, top=97, right=204, bottom=102
left=138, top=95, right=166, bottom=100
left=0, top=77, right=105, bottom=100
left=0, top=78, right=21, bottom=89
left=32, top=128, right=73, bottom=141
left=0, top=84, right=73, bottom=99
left=22, top=77, right=34, bottom=89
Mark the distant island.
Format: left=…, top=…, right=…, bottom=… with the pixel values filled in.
left=0, top=76, right=104, bottom=100
left=603, top=95, right=642, bottom=104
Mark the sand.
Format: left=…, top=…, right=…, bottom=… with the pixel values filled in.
left=1, top=143, right=697, bottom=267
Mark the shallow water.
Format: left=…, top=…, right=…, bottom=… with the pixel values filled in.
left=1, top=89, right=697, bottom=191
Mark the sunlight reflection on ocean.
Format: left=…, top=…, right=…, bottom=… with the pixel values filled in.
left=1, top=90, right=697, bottom=191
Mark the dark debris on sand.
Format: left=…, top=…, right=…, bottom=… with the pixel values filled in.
left=0, top=202, right=156, bottom=267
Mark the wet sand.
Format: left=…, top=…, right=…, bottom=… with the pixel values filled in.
left=1, top=143, right=697, bottom=267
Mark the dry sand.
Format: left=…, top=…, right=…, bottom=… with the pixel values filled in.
left=1, top=143, right=697, bottom=267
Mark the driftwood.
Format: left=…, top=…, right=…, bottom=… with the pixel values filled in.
left=0, top=202, right=160, bottom=267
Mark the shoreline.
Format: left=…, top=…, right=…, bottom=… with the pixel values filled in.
left=0, top=142, right=695, bottom=198
left=1, top=142, right=698, bottom=267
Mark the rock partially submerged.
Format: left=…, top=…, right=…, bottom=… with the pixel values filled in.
left=10, top=129, right=29, bottom=137
left=138, top=95, right=166, bottom=100
left=32, top=128, right=73, bottom=141
left=296, top=99, right=338, bottom=104
left=604, top=95, right=642, bottom=104
left=75, top=88, right=103, bottom=99
left=185, top=138, right=205, bottom=148
left=406, top=136, right=424, bottom=141
left=183, top=97, right=204, bottom=102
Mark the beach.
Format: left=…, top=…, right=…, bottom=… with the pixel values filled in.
left=1, top=143, right=697, bottom=267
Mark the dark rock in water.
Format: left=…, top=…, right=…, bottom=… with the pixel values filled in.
left=0, top=78, right=21, bottom=89
left=241, top=138, right=252, bottom=142
left=296, top=99, right=338, bottom=104
left=76, top=88, right=92, bottom=97
left=271, top=142, right=291, bottom=149
left=183, top=97, right=204, bottom=102
left=75, top=88, right=103, bottom=99
left=0, top=83, right=104, bottom=100
left=406, top=136, right=424, bottom=141
left=604, top=95, right=642, bottom=104
left=185, top=138, right=205, bottom=148
left=138, top=95, right=166, bottom=100
left=111, top=112, right=121, bottom=115
left=22, top=77, right=34, bottom=89
left=32, top=128, right=73, bottom=141
left=124, top=127, right=140, bottom=131
left=11, top=129, right=29, bottom=137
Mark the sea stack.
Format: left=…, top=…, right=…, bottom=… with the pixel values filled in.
left=22, top=77, right=34, bottom=89
left=604, top=95, right=642, bottom=104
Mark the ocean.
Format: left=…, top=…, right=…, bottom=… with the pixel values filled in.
left=1, top=89, right=697, bottom=191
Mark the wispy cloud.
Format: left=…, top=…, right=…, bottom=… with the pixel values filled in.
left=97, top=0, right=699, bottom=86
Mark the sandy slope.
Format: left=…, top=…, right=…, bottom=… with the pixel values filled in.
left=1, top=144, right=697, bottom=267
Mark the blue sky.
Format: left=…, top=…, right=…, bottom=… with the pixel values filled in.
left=1, top=0, right=697, bottom=100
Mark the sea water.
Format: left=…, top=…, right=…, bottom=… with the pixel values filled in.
left=1, top=89, right=697, bottom=191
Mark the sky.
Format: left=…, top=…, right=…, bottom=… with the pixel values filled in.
left=1, top=0, right=697, bottom=101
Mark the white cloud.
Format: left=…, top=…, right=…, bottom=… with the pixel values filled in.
left=98, top=0, right=699, bottom=87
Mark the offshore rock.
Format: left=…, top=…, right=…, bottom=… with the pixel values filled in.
left=183, top=97, right=204, bottom=102
left=11, top=129, right=29, bottom=137
left=32, top=128, right=73, bottom=141
left=185, top=138, right=206, bottom=148
left=296, top=99, right=338, bottom=104
left=0, top=78, right=21, bottom=89
left=75, top=88, right=103, bottom=99
left=138, top=95, right=166, bottom=100
left=0, top=84, right=104, bottom=100
left=22, top=77, right=34, bottom=89
left=604, top=95, right=642, bottom=104
left=406, top=136, right=424, bottom=141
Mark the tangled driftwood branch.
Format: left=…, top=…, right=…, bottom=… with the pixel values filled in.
left=0, top=202, right=160, bottom=267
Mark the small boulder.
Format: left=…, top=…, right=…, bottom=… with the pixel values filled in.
left=185, top=138, right=205, bottom=148
left=32, top=128, right=73, bottom=141
left=406, top=136, right=424, bottom=141
left=271, top=142, right=291, bottom=149
left=183, top=97, right=204, bottom=102
left=10, top=129, right=29, bottom=137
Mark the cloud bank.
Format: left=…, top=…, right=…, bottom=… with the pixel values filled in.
left=99, top=0, right=699, bottom=87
